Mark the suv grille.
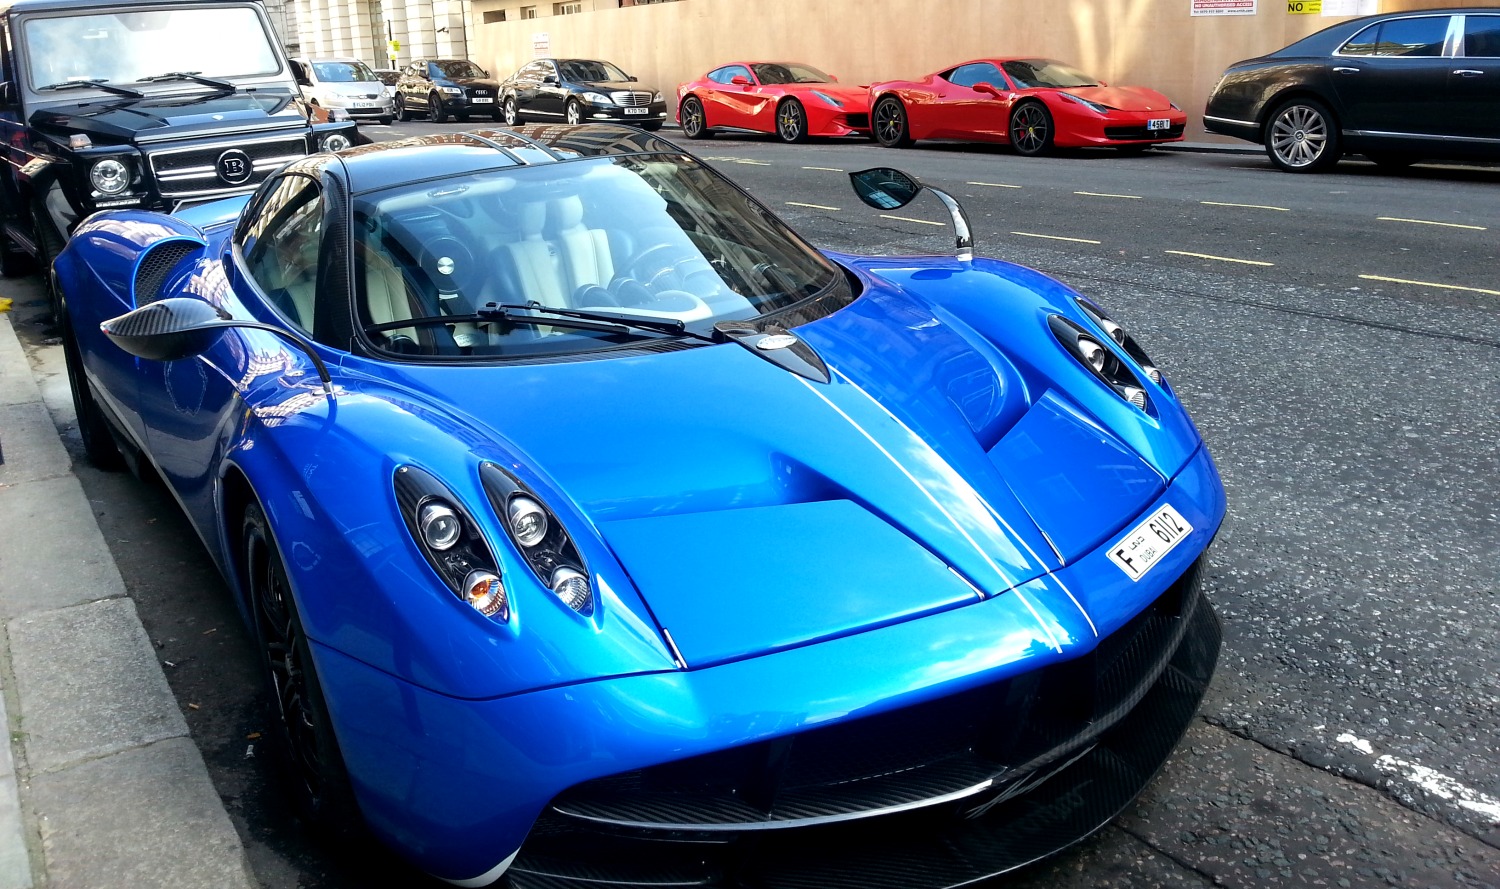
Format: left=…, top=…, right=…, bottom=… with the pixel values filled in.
left=149, top=135, right=309, bottom=198
left=611, top=91, right=653, bottom=107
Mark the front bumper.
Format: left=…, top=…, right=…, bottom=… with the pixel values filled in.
left=581, top=101, right=669, bottom=126
left=316, top=446, right=1225, bottom=885
left=1059, top=110, right=1188, bottom=147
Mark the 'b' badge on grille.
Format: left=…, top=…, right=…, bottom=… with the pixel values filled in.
left=216, top=149, right=253, bottom=185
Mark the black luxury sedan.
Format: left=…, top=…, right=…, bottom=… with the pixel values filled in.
left=499, top=57, right=668, bottom=129
left=1204, top=8, right=1500, bottom=172
left=394, top=58, right=501, bottom=122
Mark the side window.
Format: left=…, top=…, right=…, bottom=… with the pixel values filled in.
left=1342, top=17, right=1450, bottom=57
left=238, top=174, right=324, bottom=334
left=943, top=64, right=996, bottom=88
left=1464, top=15, right=1500, bottom=58
left=725, top=65, right=751, bottom=83
left=519, top=61, right=544, bottom=81
left=427, top=62, right=442, bottom=79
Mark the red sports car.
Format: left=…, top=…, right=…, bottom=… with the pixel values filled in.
left=677, top=61, right=870, bottom=143
left=869, top=58, right=1186, bottom=155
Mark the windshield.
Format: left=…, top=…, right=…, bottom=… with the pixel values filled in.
left=353, top=153, right=843, bottom=360
left=558, top=59, right=630, bottom=83
left=312, top=60, right=379, bottom=83
left=1000, top=59, right=1098, bottom=89
left=22, top=6, right=279, bottom=89
left=750, top=63, right=833, bottom=85
left=374, top=70, right=401, bottom=86
left=432, top=60, right=486, bottom=79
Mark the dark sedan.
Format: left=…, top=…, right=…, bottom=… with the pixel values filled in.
left=500, top=57, right=667, bottom=129
left=1204, top=8, right=1500, bottom=172
left=394, top=58, right=501, bottom=123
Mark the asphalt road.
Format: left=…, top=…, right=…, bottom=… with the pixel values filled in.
left=8, top=120, right=1499, bottom=888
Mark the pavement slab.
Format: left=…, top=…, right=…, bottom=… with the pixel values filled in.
left=0, top=474, right=126, bottom=618
left=0, top=403, right=70, bottom=487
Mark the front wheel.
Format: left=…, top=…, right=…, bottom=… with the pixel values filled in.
left=1009, top=102, right=1054, bottom=157
left=1265, top=99, right=1340, bottom=173
left=394, top=94, right=412, bottom=122
left=378, top=115, right=393, bottom=126
left=429, top=93, right=448, bottom=123
left=776, top=99, right=808, bottom=143
left=59, top=295, right=123, bottom=471
left=565, top=100, right=583, bottom=125
left=641, top=120, right=663, bottom=131
left=680, top=96, right=711, bottom=139
left=872, top=96, right=913, bottom=148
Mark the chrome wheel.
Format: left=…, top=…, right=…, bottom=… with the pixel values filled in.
left=873, top=96, right=911, bottom=147
left=1266, top=100, right=1339, bottom=172
left=681, top=97, right=710, bottom=139
left=1010, top=102, right=1052, bottom=156
left=776, top=100, right=807, bottom=143
left=566, top=100, right=582, bottom=125
left=504, top=97, right=519, bottom=126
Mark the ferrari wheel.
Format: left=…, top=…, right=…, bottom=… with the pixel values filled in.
left=1265, top=99, right=1339, bottom=173
left=872, top=96, right=913, bottom=148
left=429, top=93, right=448, bottom=123
left=59, top=293, right=123, bottom=471
left=776, top=99, right=808, bottom=143
left=681, top=97, right=711, bottom=139
left=566, top=100, right=583, bottom=125
left=244, top=502, right=361, bottom=837
left=504, top=97, right=520, bottom=126
left=1009, top=101, right=1054, bottom=157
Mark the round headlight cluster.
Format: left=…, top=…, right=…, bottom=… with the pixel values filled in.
left=89, top=159, right=130, bottom=195
left=1077, top=336, right=1108, bottom=374
left=508, top=496, right=548, bottom=547
left=320, top=132, right=353, bottom=152
left=462, top=570, right=509, bottom=619
left=550, top=567, right=592, bottom=613
left=482, top=463, right=594, bottom=616
left=418, top=501, right=463, bottom=550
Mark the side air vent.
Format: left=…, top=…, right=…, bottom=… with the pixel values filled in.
left=132, top=240, right=202, bottom=305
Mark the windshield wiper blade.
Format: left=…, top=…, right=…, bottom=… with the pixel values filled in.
left=36, top=78, right=145, bottom=98
left=479, top=303, right=721, bottom=343
left=136, top=71, right=236, bottom=90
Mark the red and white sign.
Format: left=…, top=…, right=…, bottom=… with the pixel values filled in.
left=1191, top=0, right=1256, bottom=15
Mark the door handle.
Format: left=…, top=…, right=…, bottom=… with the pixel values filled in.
left=1453, top=69, right=1486, bottom=77
left=1333, top=67, right=1360, bottom=74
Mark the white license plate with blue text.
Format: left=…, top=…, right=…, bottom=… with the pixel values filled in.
left=1108, top=504, right=1192, bottom=581
left=1146, top=118, right=1170, bottom=131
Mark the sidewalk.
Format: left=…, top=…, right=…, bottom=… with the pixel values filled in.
left=0, top=296, right=254, bottom=888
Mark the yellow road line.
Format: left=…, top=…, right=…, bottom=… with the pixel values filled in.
left=786, top=201, right=840, bottom=211
left=1165, top=249, right=1273, bottom=267
left=882, top=214, right=947, bottom=226
left=1011, top=231, right=1102, bottom=245
left=968, top=181, right=1022, bottom=189
left=802, top=166, right=844, bottom=172
left=1075, top=191, right=1141, bottom=199
left=1202, top=200, right=1289, bottom=212
left=1358, top=274, right=1500, bottom=296
left=1377, top=216, right=1487, bottom=231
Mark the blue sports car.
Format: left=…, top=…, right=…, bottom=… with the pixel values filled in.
left=59, top=125, right=1225, bottom=887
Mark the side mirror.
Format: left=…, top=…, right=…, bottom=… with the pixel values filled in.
left=730, top=75, right=751, bottom=86
left=103, top=298, right=334, bottom=394
left=627, top=75, right=638, bottom=82
left=482, top=68, right=490, bottom=77
left=973, top=81, right=1002, bottom=98
left=848, top=167, right=974, bottom=261
left=542, top=74, right=558, bottom=84
left=1097, top=80, right=1108, bottom=87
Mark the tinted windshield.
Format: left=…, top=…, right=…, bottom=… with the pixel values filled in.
left=751, top=63, right=832, bottom=85
left=312, top=60, right=379, bottom=83
left=558, top=59, right=630, bottom=83
left=375, top=70, right=401, bottom=86
left=432, top=60, right=486, bottom=79
left=353, top=154, right=843, bottom=360
left=22, top=6, right=279, bottom=88
left=1000, top=59, right=1098, bottom=89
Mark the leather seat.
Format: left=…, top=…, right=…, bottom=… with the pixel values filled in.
left=547, top=195, right=614, bottom=302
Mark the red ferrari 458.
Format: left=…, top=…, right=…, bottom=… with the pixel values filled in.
left=677, top=61, right=870, bottom=143
left=869, top=58, right=1185, bottom=155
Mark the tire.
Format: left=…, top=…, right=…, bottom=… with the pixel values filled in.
left=429, top=93, right=448, bottom=123
left=776, top=99, right=808, bottom=144
left=455, top=112, right=470, bottom=123
left=1365, top=151, right=1416, bottom=171
left=32, top=198, right=65, bottom=322
left=378, top=115, right=393, bottom=126
left=872, top=95, right=913, bottom=148
left=394, top=94, right=412, bottom=122
left=1115, top=144, right=1151, bottom=155
left=59, top=293, right=123, bottom=471
left=242, top=502, right=361, bottom=838
left=680, top=96, right=711, bottom=139
left=504, top=97, right=520, bottom=126
left=565, top=99, right=583, bottom=125
left=1009, top=101, right=1054, bottom=157
left=1264, top=98, right=1340, bottom=173
left=641, top=121, right=663, bottom=132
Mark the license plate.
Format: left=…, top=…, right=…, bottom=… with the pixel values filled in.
left=472, top=97, right=494, bottom=103
left=1146, top=118, right=1170, bottom=131
left=624, top=107, right=649, bottom=115
left=1108, top=504, right=1193, bottom=581
left=351, top=102, right=377, bottom=108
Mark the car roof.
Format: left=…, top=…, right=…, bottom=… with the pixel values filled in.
left=323, top=125, right=679, bottom=194
left=0, top=0, right=257, bottom=15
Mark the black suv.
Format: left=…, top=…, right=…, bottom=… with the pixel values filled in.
left=394, top=59, right=501, bottom=123
left=0, top=0, right=356, bottom=308
left=500, top=58, right=666, bottom=129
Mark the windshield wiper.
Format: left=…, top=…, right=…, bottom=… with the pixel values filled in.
left=136, top=71, right=236, bottom=91
left=36, top=78, right=145, bottom=98
left=364, top=303, right=720, bottom=344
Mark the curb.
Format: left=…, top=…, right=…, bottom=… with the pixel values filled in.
left=0, top=303, right=256, bottom=889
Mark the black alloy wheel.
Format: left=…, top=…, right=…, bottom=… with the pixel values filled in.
left=429, top=92, right=448, bottom=123
left=58, top=294, right=123, bottom=471
left=394, top=94, right=411, bottom=121
left=680, top=96, right=711, bottom=139
left=873, top=95, right=913, bottom=148
left=243, top=502, right=361, bottom=836
left=776, top=99, right=808, bottom=143
left=1265, top=98, right=1340, bottom=173
left=1009, top=101, right=1054, bottom=157
left=565, top=99, right=583, bottom=125
left=504, top=97, right=520, bottom=126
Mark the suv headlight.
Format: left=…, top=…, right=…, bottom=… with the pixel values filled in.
left=440, top=85, right=463, bottom=95
left=89, top=158, right=131, bottom=195
left=581, top=91, right=612, bottom=105
left=320, top=132, right=353, bottom=152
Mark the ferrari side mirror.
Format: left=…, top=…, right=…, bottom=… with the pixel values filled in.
left=730, top=75, right=751, bottom=86
left=973, top=82, right=1002, bottom=98
left=848, top=167, right=974, bottom=261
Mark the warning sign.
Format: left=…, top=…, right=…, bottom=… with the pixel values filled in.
left=1287, top=0, right=1320, bottom=12
left=1192, top=0, right=1256, bottom=15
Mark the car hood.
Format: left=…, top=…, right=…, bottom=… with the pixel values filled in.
left=28, top=90, right=308, bottom=143
left=386, top=259, right=1196, bottom=667
left=578, top=80, right=652, bottom=91
left=1060, top=85, right=1173, bottom=112
left=314, top=82, right=388, bottom=99
left=445, top=76, right=501, bottom=90
left=789, top=83, right=868, bottom=103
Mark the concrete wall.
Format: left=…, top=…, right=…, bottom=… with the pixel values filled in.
left=467, top=0, right=1498, bottom=141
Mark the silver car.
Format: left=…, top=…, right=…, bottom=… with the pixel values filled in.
left=292, top=57, right=395, bottom=125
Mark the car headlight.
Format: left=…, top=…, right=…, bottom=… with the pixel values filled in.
left=89, top=158, right=131, bottom=195
left=1170, top=101, right=1182, bottom=111
left=481, top=463, right=593, bottom=615
left=1060, top=92, right=1114, bottom=114
left=651, top=91, right=663, bottom=102
left=581, top=91, right=612, bottom=105
left=811, top=90, right=844, bottom=108
left=395, top=466, right=510, bottom=622
left=320, top=132, right=352, bottom=152
left=1048, top=313, right=1154, bottom=410
left=1075, top=298, right=1165, bottom=386
left=441, top=85, right=463, bottom=95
